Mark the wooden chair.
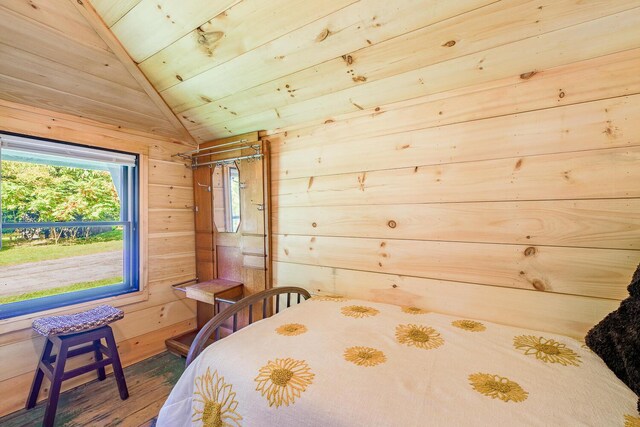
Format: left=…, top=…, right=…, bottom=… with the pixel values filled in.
left=27, top=305, right=129, bottom=427
left=186, top=287, right=311, bottom=366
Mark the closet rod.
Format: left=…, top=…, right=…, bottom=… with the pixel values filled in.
left=173, top=138, right=249, bottom=158
left=193, top=153, right=263, bottom=169
left=190, top=144, right=260, bottom=159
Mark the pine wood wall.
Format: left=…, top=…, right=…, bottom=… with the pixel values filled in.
left=268, top=45, right=640, bottom=339
left=0, top=100, right=197, bottom=417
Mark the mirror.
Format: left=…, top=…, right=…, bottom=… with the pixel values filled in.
left=212, top=162, right=241, bottom=232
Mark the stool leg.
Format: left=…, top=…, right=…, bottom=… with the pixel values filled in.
left=26, top=338, right=53, bottom=409
left=43, top=340, right=68, bottom=427
left=104, top=327, right=129, bottom=400
left=93, top=339, right=107, bottom=381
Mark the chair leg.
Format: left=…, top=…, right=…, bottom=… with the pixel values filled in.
left=26, top=338, right=53, bottom=409
left=93, top=339, right=107, bottom=381
left=43, top=341, right=68, bottom=427
left=104, top=327, right=129, bottom=400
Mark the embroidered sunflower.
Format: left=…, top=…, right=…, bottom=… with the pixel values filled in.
left=395, top=324, right=444, bottom=350
left=469, top=373, right=528, bottom=403
left=513, top=335, right=581, bottom=366
left=401, top=306, right=428, bottom=315
left=255, top=358, right=314, bottom=407
left=311, top=295, right=348, bottom=302
left=344, top=346, right=387, bottom=367
left=625, top=414, right=640, bottom=427
left=452, top=319, right=486, bottom=332
left=341, top=305, right=380, bottom=318
left=276, top=323, right=307, bottom=336
left=192, top=368, right=242, bottom=427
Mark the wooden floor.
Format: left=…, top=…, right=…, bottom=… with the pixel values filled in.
left=0, top=352, right=185, bottom=427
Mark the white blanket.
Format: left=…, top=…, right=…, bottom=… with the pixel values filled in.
left=157, top=297, right=638, bottom=426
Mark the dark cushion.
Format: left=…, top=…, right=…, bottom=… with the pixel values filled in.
left=585, top=262, right=640, bottom=412
left=629, top=262, right=640, bottom=297
left=32, top=305, right=124, bottom=337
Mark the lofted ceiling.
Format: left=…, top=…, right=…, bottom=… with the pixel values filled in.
left=91, top=0, right=640, bottom=143
left=0, top=0, right=192, bottom=142
left=2, top=1, right=639, bottom=144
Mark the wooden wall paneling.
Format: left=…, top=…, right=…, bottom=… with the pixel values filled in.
left=260, top=3, right=640, bottom=340
left=148, top=232, right=195, bottom=257
left=183, top=0, right=639, bottom=133
left=149, top=159, right=192, bottom=186
left=148, top=184, right=194, bottom=209
left=210, top=7, right=640, bottom=138
left=0, top=101, right=197, bottom=417
left=71, top=0, right=196, bottom=143
left=274, top=147, right=640, bottom=207
left=0, top=75, right=184, bottom=138
left=0, top=6, right=135, bottom=88
left=271, top=95, right=640, bottom=180
left=272, top=200, right=640, bottom=250
left=148, top=209, right=195, bottom=234
left=273, top=262, right=619, bottom=339
left=139, top=0, right=358, bottom=92
left=0, top=100, right=193, bottom=155
left=273, top=235, right=636, bottom=300
left=0, top=0, right=109, bottom=51
left=0, top=3, right=190, bottom=140
left=266, top=47, right=640, bottom=144
left=148, top=253, right=197, bottom=283
left=161, top=0, right=496, bottom=114
left=0, top=44, right=166, bottom=120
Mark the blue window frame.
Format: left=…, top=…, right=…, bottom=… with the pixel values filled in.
left=0, top=133, right=139, bottom=319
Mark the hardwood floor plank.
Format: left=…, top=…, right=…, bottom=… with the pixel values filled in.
left=0, top=352, right=183, bottom=427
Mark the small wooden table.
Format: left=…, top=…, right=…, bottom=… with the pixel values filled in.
left=165, top=279, right=243, bottom=357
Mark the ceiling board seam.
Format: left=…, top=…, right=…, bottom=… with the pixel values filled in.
left=99, top=0, right=143, bottom=29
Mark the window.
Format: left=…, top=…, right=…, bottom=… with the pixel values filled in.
left=0, top=133, right=139, bottom=319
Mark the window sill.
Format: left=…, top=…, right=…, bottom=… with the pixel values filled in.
left=0, top=286, right=149, bottom=334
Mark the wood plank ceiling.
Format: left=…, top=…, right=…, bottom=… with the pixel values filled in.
left=0, top=0, right=193, bottom=142
left=90, top=0, right=640, bottom=143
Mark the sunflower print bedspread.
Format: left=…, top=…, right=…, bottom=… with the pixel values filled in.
left=157, top=297, right=638, bottom=426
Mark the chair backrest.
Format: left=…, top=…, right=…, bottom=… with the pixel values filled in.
left=186, top=286, right=311, bottom=366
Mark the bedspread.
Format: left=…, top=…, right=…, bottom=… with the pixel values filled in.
left=157, top=296, right=638, bottom=426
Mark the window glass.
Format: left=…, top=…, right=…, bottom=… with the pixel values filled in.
left=0, top=133, right=139, bottom=319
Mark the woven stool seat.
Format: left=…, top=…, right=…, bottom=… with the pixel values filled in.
left=32, top=305, right=124, bottom=337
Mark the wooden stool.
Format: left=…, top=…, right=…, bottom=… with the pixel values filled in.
left=27, top=305, right=129, bottom=427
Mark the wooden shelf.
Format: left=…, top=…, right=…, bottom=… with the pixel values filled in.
left=166, top=279, right=243, bottom=357
left=184, top=279, right=243, bottom=304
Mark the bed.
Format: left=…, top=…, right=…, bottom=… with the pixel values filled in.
left=157, top=289, right=638, bottom=426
